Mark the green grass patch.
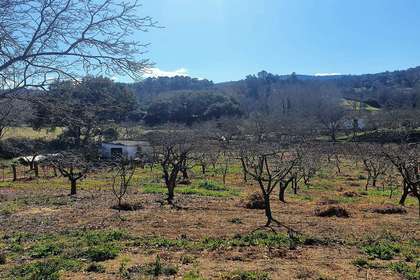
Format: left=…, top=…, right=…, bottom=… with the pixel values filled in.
left=142, top=181, right=239, bottom=197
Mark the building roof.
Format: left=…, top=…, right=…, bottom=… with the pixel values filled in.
left=103, top=140, right=150, bottom=147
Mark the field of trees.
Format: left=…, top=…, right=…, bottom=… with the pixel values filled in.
left=0, top=1, right=419, bottom=279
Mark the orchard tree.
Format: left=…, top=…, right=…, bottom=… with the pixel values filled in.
left=111, top=158, right=136, bottom=210
left=147, top=128, right=197, bottom=205
left=382, top=143, right=419, bottom=214
left=49, top=153, right=91, bottom=196
left=356, top=143, right=389, bottom=190
left=0, top=0, right=155, bottom=98
left=239, top=142, right=300, bottom=228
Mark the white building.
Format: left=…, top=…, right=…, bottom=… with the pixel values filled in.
left=101, top=140, right=152, bottom=160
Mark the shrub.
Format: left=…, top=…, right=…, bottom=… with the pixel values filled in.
left=84, top=244, right=120, bottom=261
left=371, top=205, right=407, bottom=215
left=0, top=253, right=6, bottom=265
left=245, top=192, right=265, bottom=209
left=314, top=206, right=350, bottom=218
left=221, top=270, right=271, bottom=280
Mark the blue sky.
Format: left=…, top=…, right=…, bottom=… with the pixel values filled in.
left=136, top=0, right=420, bottom=82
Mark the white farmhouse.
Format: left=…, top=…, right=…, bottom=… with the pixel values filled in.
left=101, top=140, right=152, bottom=160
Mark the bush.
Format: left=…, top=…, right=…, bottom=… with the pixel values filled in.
left=314, top=206, right=350, bottom=218
left=371, top=205, right=407, bottom=215
left=0, top=253, right=6, bottom=265
left=245, top=192, right=265, bottom=209
left=84, top=244, right=120, bottom=261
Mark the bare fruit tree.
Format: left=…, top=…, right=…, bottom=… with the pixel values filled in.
left=0, top=0, right=155, bottom=97
left=49, top=153, right=91, bottom=195
left=239, top=143, right=300, bottom=228
left=356, top=143, right=389, bottom=191
left=111, top=158, right=136, bottom=210
left=382, top=143, right=420, bottom=215
left=147, top=128, right=196, bottom=205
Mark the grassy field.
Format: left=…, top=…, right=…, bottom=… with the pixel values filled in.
left=0, top=160, right=418, bottom=280
left=2, top=127, right=62, bottom=140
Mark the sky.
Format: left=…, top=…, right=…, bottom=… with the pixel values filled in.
left=135, top=0, right=420, bottom=82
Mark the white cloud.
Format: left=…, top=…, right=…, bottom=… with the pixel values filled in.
left=314, top=72, right=342, bottom=76
left=144, top=67, right=189, bottom=78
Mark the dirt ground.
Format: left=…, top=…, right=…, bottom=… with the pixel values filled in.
left=0, top=162, right=418, bottom=280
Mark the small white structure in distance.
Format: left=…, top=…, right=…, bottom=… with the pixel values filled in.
left=101, top=140, right=152, bottom=160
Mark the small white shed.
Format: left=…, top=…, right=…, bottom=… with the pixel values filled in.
left=101, top=140, right=152, bottom=160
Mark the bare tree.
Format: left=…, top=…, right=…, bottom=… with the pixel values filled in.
left=356, top=143, right=389, bottom=191
left=1, top=0, right=155, bottom=97
left=382, top=144, right=419, bottom=214
left=49, top=153, right=90, bottom=195
left=111, top=158, right=136, bottom=210
left=315, top=100, right=346, bottom=142
left=147, top=128, right=196, bottom=205
left=240, top=143, right=300, bottom=227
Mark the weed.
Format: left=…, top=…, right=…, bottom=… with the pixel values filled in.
left=362, top=240, right=400, bottom=260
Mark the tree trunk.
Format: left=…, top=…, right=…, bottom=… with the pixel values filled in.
left=34, top=162, right=39, bottom=178
left=70, top=179, right=77, bottom=196
left=399, top=183, right=409, bottom=206
left=293, top=178, right=298, bottom=194
left=167, top=180, right=175, bottom=205
left=279, top=185, right=287, bottom=203
left=12, top=165, right=17, bottom=181
left=264, top=194, right=273, bottom=226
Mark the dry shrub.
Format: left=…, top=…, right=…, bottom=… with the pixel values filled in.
left=371, top=205, right=407, bottom=215
left=315, top=205, right=350, bottom=218
left=244, top=192, right=265, bottom=209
